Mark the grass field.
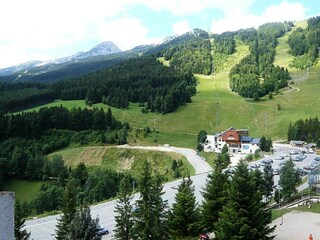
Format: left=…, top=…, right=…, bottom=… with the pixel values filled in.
left=1, top=178, right=43, bottom=202
left=50, top=146, right=195, bottom=181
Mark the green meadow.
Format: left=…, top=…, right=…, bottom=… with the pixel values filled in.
left=1, top=178, right=44, bottom=202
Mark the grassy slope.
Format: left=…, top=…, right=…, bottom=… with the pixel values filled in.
left=49, top=146, right=195, bottom=181
left=1, top=179, right=43, bottom=202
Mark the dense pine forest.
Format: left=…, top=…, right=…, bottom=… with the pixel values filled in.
left=229, top=22, right=292, bottom=100
left=288, top=16, right=320, bottom=68
left=0, top=107, right=127, bottom=180
left=0, top=82, right=54, bottom=113
left=287, top=117, right=320, bottom=145
left=50, top=57, right=196, bottom=113
left=163, top=39, right=212, bottom=75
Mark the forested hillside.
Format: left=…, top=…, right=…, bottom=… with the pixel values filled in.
left=288, top=16, right=320, bottom=68
left=0, top=82, right=54, bottom=113
left=229, top=22, right=292, bottom=100
left=50, top=57, right=196, bottom=114
left=287, top=117, right=320, bottom=145
left=163, top=39, right=212, bottom=75
left=0, top=106, right=128, bottom=180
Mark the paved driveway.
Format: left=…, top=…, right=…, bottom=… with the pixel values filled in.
left=272, top=211, right=320, bottom=240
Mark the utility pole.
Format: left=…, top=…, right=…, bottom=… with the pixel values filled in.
left=251, top=103, right=254, bottom=120
left=264, top=112, right=268, bottom=129
left=216, top=102, right=220, bottom=126
left=132, top=181, right=135, bottom=194
left=210, top=121, right=213, bottom=132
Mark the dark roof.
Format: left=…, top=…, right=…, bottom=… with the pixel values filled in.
left=250, top=138, right=261, bottom=144
left=241, top=136, right=253, bottom=142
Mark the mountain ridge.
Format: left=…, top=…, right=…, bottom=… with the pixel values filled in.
left=0, top=41, right=122, bottom=77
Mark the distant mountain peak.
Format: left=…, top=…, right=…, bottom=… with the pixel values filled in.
left=80, top=41, right=121, bottom=58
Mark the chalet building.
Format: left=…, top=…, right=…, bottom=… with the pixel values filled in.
left=204, top=127, right=260, bottom=154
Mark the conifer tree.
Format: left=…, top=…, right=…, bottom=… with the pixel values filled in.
left=67, top=206, right=100, bottom=240
left=279, top=160, right=301, bottom=200
left=168, top=177, right=201, bottom=239
left=132, top=160, right=169, bottom=240
left=15, top=199, right=30, bottom=240
left=56, top=180, right=77, bottom=239
left=114, top=176, right=134, bottom=240
left=201, top=164, right=229, bottom=232
left=132, top=159, right=154, bottom=240
left=215, top=161, right=275, bottom=240
left=150, top=174, right=169, bottom=239
left=263, top=163, right=274, bottom=200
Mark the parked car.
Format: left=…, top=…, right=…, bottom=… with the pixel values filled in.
left=303, top=166, right=313, bottom=171
left=96, top=225, right=109, bottom=236
left=314, top=157, right=320, bottom=161
left=290, top=150, right=299, bottom=155
left=251, top=163, right=260, bottom=168
left=274, top=156, right=284, bottom=160
left=262, top=159, right=273, bottom=165
left=297, top=168, right=308, bottom=176
left=292, top=155, right=304, bottom=162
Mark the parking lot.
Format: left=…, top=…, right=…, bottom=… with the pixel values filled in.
left=228, top=144, right=320, bottom=189
left=255, top=145, right=319, bottom=181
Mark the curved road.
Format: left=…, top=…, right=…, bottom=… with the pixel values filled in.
left=25, top=145, right=212, bottom=240
left=25, top=144, right=315, bottom=239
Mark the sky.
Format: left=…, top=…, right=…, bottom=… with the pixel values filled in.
left=0, top=0, right=319, bottom=69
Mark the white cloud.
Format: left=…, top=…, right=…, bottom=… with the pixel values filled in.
left=172, top=21, right=191, bottom=35
left=0, top=0, right=131, bottom=68
left=211, top=1, right=306, bottom=34
left=263, top=1, right=306, bottom=22
left=97, top=16, right=161, bottom=51
left=136, top=0, right=255, bottom=16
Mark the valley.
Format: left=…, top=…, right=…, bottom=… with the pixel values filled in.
left=1, top=16, right=320, bottom=240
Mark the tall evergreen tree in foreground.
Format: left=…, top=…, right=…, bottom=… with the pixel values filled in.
left=150, top=174, right=169, bottom=239
left=15, top=200, right=30, bottom=240
left=67, top=206, right=100, bottom=240
left=215, top=161, right=275, bottom=240
left=114, top=176, right=134, bottom=240
left=132, top=160, right=153, bottom=240
left=201, top=161, right=229, bottom=232
left=131, top=160, right=169, bottom=240
left=56, top=180, right=77, bottom=239
left=168, top=177, right=201, bottom=239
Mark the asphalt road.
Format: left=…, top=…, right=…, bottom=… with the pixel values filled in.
left=25, top=144, right=319, bottom=239
left=25, top=145, right=212, bottom=240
